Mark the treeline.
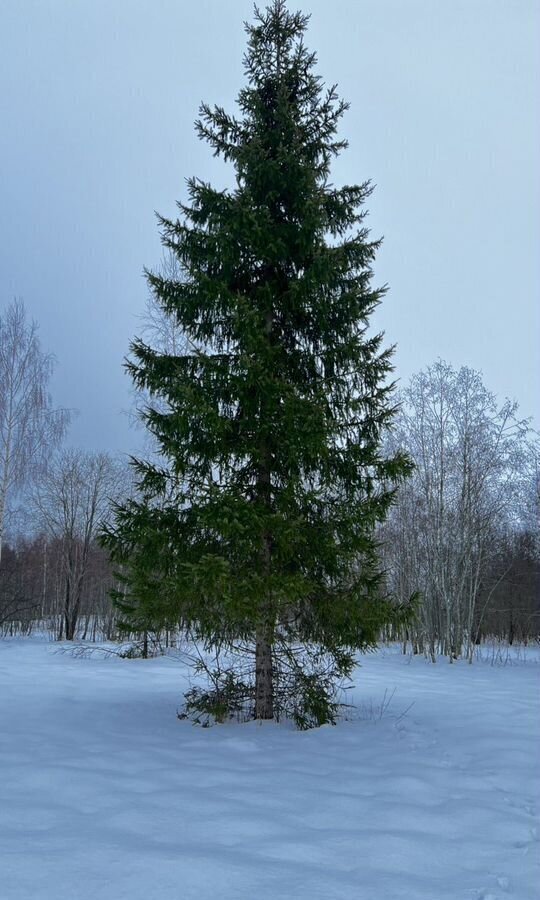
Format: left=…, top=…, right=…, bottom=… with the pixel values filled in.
left=382, top=361, right=539, bottom=660
left=1, top=301, right=538, bottom=655
left=0, top=300, right=126, bottom=641
left=0, top=445, right=128, bottom=640
left=0, top=535, right=116, bottom=640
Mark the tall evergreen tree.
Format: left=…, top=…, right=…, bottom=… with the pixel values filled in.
left=103, top=0, right=412, bottom=728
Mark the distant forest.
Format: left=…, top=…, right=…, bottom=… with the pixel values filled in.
left=1, top=298, right=538, bottom=659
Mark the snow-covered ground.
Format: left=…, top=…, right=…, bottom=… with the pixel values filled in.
left=1, top=639, right=538, bottom=900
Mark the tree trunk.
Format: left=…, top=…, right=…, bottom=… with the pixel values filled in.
left=255, top=625, right=274, bottom=720
left=255, top=527, right=274, bottom=719
left=65, top=615, right=76, bottom=642
left=63, top=575, right=72, bottom=640
left=64, top=575, right=82, bottom=641
left=254, top=306, right=275, bottom=721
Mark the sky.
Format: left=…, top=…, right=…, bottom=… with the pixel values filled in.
left=1, top=0, right=538, bottom=455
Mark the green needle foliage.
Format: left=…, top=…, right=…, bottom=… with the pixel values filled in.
left=102, top=0, right=413, bottom=729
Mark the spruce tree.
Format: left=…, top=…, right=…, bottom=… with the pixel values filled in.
left=103, top=0, right=412, bottom=728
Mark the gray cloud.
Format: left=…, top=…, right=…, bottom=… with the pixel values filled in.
left=1, top=0, right=538, bottom=453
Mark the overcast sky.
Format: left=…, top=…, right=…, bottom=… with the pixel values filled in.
left=1, top=0, right=538, bottom=454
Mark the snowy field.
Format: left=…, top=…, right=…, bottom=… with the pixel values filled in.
left=1, top=639, right=539, bottom=900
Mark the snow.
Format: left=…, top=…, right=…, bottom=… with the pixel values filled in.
left=1, top=639, right=539, bottom=900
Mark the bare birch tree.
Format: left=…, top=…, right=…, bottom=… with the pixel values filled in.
left=382, top=361, right=530, bottom=660
left=32, top=450, right=126, bottom=640
left=0, top=300, right=69, bottom=564
left=140, top=251, right=189, bottom=358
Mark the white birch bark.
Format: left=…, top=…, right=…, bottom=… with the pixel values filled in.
left=0, top=300, right=68, bottom=564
